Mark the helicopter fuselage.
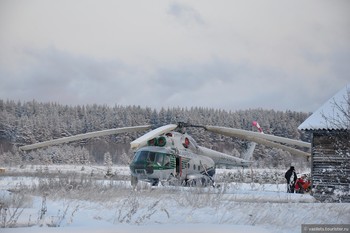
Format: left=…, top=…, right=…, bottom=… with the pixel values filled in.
left=129, top=131, right=216, bottom=186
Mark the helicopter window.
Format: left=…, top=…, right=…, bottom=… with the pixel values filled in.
left=133, top=150, right=173, bottom=167
left=193, top=164, right=196, bottom=170
left=133, top=151, right=148, bottom=162
left=163, top=155, right=171, bottom=167
left=133, top=151, right=157, bottom=163
left=155, top=153, right=164, bottom=166
left=148, top=152, right=156, bottom=162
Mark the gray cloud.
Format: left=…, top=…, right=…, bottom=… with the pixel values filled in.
left=1, top=45, right=349, bottom=112
left=167, top=2, right=205, bottom=26
left=0, top=0, right=349, bottom=113
left=1, top=47, right=131, bottom=105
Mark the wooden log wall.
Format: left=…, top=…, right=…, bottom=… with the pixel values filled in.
left=312, top=130, right=350, bottom=202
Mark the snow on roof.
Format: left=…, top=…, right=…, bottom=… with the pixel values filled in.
left=298, top=84, right=350, bottom=131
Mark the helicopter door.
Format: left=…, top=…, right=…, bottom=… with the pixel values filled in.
left=176, top=157, right=182, bottom=176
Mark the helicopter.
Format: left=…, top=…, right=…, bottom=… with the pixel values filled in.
left=19, top=121, right=311, bottom=187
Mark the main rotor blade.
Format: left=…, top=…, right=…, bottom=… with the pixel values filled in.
left=130, top=124, right=178, bottom=150
left=205, top=126, right=311, bottom=149
left=20, top=125, right=152, bottom=151
left=248, top=137, right=310, bottom=157
left=205, top=125, right=310, bottom=157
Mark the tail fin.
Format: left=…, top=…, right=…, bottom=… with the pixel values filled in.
left=241, top=142, right=257, bottom=161
left=241, top=121, right=264, bottom=160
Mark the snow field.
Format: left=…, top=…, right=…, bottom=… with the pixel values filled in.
left=1, top=165, right=349, bottom=233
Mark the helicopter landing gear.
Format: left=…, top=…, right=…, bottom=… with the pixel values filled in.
left=131, top=175, right=138, bottom=188
left=185, top=176, right=215, bottom=187
left=151, top=179, right=159, bottom=186
left=158, top=174, right=179, bottom=186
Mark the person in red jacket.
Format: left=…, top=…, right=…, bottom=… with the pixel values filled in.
left=295, top=174, right=310, bottom=194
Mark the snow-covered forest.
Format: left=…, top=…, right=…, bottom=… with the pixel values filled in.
left=0, top=99, right=311, bottom=168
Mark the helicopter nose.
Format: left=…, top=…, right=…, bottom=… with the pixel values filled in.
left=130, top=163, right=154, bottom=175
left=145, top=165, right=154, bottom=174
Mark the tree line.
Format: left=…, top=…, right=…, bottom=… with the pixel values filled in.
left=0, top=99, right=311, bottom=168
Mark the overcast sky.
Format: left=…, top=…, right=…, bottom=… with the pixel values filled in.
left=0, top=0, right=349, bottom=113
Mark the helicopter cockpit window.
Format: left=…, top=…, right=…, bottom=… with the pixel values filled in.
left=133, top=150, right=171, bottom=167
left=133, top=151, right=148, bottom=162
left=163, top=155, right=171, bottom=167
left=148, top=152, right=156, bottom=162
left=155, top=154, right=164, bottom=166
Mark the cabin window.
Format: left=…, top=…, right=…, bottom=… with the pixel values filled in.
left=133, top=151, right=148, bottom=162
left=155, top=154, right=164, bottom=166
left=133, top=151, right=171, bottom=167
left=163, top=155, right=172, bottom=168
left=148, top=152, right=156, bottom=162
left=193, top=164, right=196, bottom=170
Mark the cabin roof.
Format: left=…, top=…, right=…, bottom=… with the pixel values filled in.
left=298, top=84, right=350, bottom=131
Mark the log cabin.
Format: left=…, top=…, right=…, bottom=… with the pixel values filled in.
left=299, top=85, right=350, bottom=202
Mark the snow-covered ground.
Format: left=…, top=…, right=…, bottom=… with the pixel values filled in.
left=0, top=165, right=349, bottom=233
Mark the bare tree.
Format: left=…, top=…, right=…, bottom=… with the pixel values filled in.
left=321, top=87, right=350, bottom=129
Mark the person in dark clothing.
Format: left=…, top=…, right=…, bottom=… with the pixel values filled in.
left=285, top=166, right=297, bottom=193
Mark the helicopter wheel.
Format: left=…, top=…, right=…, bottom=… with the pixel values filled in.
left=188, top=179, right=197, bottom=187
left=131, top=175, right=138, bottom=188
left=202, top=177, right=215, bottom=187
left=151, top=179, right=159, bottom=186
